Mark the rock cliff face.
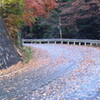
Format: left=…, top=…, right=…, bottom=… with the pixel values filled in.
left=0, top=17, right=20, bottom=69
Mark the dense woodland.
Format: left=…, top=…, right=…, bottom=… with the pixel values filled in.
left=59, top=0, right=100, bottom=39
left=22, top=0, right=100, bottom=39
left=0, top=0, right=100, bottom=41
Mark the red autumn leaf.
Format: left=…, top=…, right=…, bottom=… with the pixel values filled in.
left=23, top=0, right=57, bottom=25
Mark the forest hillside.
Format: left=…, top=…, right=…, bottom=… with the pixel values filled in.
left=22, top=0, right=100, bottom=39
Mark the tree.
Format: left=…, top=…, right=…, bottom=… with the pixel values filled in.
left=0, top=0, right=24, bottom=43
left=0, top=0, right=57, bottom=40
left=21, top=9, right=60, bottom=39
left=58, top=0, right=100, bottom=39
left=23, top=0, right=57, bottom=25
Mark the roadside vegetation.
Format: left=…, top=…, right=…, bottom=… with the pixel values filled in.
left=21, top=46, right=32, bottom=64
left=0, top=46, right=32, bottom=75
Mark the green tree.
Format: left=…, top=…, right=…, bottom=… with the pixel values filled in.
left=0, top=0, right=24, bottom=43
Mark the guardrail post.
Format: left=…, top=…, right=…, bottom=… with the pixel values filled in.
left=84, top=42, right=86, bottom=46
left=67, top=41, right=69, bottom=45
left=90, top=43, right=92, bottom=46
left=73, top=42, right=75, bottom=45
left=79, top=42, right=81, bottom=45
left=34, top=42, right=36, bottom=44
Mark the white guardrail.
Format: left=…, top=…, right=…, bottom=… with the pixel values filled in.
left=22, top=39, right=100, bottom=46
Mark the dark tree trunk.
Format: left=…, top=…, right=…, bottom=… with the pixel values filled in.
left=0, top=17, right=20, bottom=69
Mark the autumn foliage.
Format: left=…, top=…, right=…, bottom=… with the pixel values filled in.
left=23, top=0, right=57, bottom=25
left=0, top=0, right=57, bottom=42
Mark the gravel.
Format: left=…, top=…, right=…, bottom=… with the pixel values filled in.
left=0, top=44, right=100, bottom=100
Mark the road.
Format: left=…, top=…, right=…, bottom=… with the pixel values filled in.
left=0, top=44, right=100, bottom=100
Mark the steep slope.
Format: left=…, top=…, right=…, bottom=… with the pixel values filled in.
left=0, top=17, right=20, bottom=69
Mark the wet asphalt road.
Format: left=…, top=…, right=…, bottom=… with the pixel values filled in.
left=0, top=44, right=100, bottom=100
